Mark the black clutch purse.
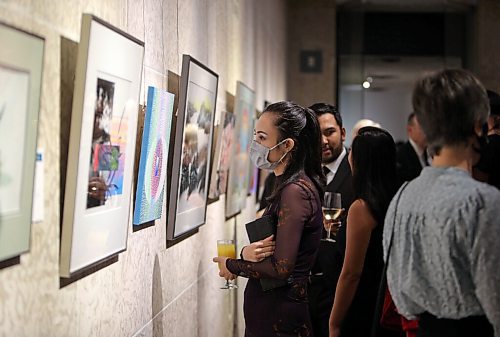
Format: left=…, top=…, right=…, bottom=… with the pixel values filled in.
left=245, top=215, right=289, bottom=291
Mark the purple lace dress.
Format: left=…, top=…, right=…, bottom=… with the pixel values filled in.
left=227, top=175, right=323, bottom=337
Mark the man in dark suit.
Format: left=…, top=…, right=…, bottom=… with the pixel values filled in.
left=308, top=103, right=354, bottom=337
left=475, top=90, right=500, bottom=190
left=396, top=112, right=428, bottom=184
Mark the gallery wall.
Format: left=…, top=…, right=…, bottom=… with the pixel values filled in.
left=475, top=0, right=500, bottom=94
left=0, top=0, right=286, bottom=336
left=287, top=0, right=337, bottom=107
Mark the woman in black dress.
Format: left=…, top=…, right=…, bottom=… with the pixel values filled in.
left=329, top=127, right=399, bottom=337
left=214, top=101, right=325, bottom=337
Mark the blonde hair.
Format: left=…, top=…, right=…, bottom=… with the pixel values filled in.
left=351, top=119, right=381, bottom=140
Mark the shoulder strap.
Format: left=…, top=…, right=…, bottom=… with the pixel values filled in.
left=385, top=181, right=409, bottom=260
left=370, top=181, right=409, bottom=337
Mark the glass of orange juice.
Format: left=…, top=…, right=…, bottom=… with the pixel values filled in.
left=217, top=239, right=237, bottom=289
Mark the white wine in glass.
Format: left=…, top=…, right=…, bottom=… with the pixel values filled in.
left=321, top=192, right=343, bottom=242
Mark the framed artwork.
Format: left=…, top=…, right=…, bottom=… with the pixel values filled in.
left=207, top=117, right=221, bottom=203
left=0, top=23, right=44, bottom=262
left=133, top=87, right=174, bottom=226
left=60, top=14, right=144, bottom=277
left=248, top=109, right=260, bottom=196
left=208, top=110, right=235, bottom=201
left=225, top=82, right=255, bottom=218
left=166, top=55, right=218, bottom=240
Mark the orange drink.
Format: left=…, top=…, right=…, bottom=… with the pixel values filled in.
left=217, top=240, right=236, bottom=270
left=216, top=239, right=238, bottom=289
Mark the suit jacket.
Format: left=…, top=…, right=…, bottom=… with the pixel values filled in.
left=315, top=153, right=354, bottom=280
left=396, top=141, right=423, bottom=184
left=325, top=153, right=355, bottom=207
left=308, top=153, right=354, bottom=337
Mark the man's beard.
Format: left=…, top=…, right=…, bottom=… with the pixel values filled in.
left=322, top=145, right=342, bottom=164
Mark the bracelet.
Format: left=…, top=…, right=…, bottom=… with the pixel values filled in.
left=240, top=245, right=247, bottom=260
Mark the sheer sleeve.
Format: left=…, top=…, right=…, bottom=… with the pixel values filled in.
left=226, top=182, right=314, bottom=280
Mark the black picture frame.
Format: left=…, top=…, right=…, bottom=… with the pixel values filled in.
left=166, top=55, right=218, bottom=241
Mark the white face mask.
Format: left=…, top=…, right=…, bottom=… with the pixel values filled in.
left=249, top=139, right=288, bottom=170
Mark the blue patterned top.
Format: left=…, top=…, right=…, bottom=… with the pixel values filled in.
left=384, top=167, right=500, bottom=336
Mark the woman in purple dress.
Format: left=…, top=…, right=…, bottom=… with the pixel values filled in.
left=214, top=101, right=325, bottom=336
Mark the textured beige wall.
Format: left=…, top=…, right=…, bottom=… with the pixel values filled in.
left=0, top=1, right=286, bottom=336
left=476, top=0, right=500, bottom=93
left=287, top=0, right=337, bottom=107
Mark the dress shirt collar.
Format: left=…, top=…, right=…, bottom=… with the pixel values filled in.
left=323, top=147, right=347, bottom=185
left=409, top=138, right=427, bottom=168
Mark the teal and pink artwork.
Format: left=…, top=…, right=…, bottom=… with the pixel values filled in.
left=133, top=86, right=174, bottom=225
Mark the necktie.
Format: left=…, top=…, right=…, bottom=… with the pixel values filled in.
left=422, top=148, right=429, bottom=167
left=323, top=166, right=330, bottom=176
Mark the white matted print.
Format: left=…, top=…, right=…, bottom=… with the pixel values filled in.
left=167, top=55, right=218, bottom=241
left=60, top=14, right=144, bottom=277
left=0, top=66, right=29, bottom=215
left=0, top=23, right=44, bottom=262
left=225, top=82, right=255, bottom=218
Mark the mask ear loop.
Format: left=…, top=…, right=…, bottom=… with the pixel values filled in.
left=274, top=138, right=293, bottom=164
left=268, top=138, right=287, bottom=151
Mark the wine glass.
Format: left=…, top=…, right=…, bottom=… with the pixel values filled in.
left=321, top=192, right=343, bottom=242
left=217, top=239, right=238, bottom=289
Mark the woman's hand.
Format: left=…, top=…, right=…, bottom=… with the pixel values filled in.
left=88, top=176, right=107, bottom=202
left=241, top=235, right=275, bottom=262
left=212, top=256, right=236, bottom=280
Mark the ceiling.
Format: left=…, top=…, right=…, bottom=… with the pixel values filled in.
left=337, top=0, right=477, bottom=12
left=337, top=0, right=472, bottom=89
left=340, top=55, right=463, bottom=89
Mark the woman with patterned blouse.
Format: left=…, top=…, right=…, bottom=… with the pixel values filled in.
left=214, top=101, right=325, bottom=337
left=384, top=69, right=500, bottom=337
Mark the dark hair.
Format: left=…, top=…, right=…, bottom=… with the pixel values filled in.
left=351, top=126, right=398, bottom=224
left=264, top=101, right=325, bottom=201
left=487, top=89, right=500, bottom=116
left=309, top=103, right=343, bottom=128
left=412, top=69, right=489, bottom=155
left=407, top=112, right=416, bottom=125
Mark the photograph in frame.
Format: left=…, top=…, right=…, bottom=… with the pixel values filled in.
left=133, top=87, right=174, bottom=225
left=225, top=82, right=255, bottom=218
left=0, top=23, right=44, bottom=263
left=167, top=55, right=218, bottom=241
left=60, top=14, right=144, bottom=277
left=208, top=110, right=235, bottom=202
left=207, top=117, right=222, bottom=203
left=248, top=109, right=260, bottom=196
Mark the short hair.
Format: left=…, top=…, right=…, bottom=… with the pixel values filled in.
left=308, top=103, right=343, bottom=128
left=412, top=69, right=489, bottom=155
left=351, top=119, right=381, bottom=140
left=487, top=90, right=500, bottom=116
left=407, top=112, right=416, bottom=125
